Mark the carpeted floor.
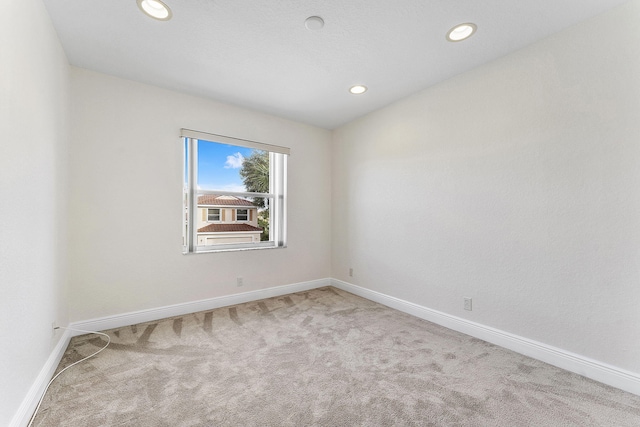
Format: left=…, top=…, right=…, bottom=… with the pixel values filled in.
left=32, top=287, right=640, bottom=426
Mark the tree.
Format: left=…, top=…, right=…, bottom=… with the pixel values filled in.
left=239, top=150, right=269, bottom=207
left=239, top=150, right=270, bottom=240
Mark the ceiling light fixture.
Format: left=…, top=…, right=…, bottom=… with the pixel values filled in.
left=446, top=23, right=477, bottom=42
left=305, top=16, right=324, bottom=31
left=349, top=85, right=368, bottom=95
left=137, top=0, right=172, bottom=21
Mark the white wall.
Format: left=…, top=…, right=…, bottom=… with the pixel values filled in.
left=332, top=1, right=640, bottom=374
left=4, top=1, right=639, bottom=423
left=0, top=0, right=70, bottom=425
left=68, top=68, right=332, bottom=322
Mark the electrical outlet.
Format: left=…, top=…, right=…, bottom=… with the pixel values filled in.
left=349, top=268, right=353, bottom=277
left=236, top=277, right=243, bottom=287
left=464, top=298, right=472, bottom=311
left=52, top=321, right=58, bottom=336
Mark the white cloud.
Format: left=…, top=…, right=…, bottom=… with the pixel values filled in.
left=224, top=152, right=245, bottom=169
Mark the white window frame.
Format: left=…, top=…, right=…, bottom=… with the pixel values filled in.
left=207, top=208, right=221, bottom=222
left=182, top=128, right=288, bottom=254
left=236, top=208, right=248, bottom=222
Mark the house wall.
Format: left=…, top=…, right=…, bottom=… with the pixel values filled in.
left=198, top=233, right=260, bottom=246
left=196, top=207, right=259, bottom=229
left=68, top=68, right=332, bottom=322
left=0, top=0, right=70, bottom=425
left=332, top=0, right=640, bottom=374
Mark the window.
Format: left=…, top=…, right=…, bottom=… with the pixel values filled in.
left=207, top=208, right=220, bottom=221
left=236, top=209, right=248, bottom=221
left=182, top=129, right=288, bottom=253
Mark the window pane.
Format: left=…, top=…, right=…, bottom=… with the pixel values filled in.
left=183, top=136, right=286, bottom=253
left=207, top=208, right=220, bottom=221
left=197, top=140, right=266, bottom=192
left=194, top=193, right=268, bottom=247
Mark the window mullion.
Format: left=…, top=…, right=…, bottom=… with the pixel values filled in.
left=188, top=138, right=198, bottom=252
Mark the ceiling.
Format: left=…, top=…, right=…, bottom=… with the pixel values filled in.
left=42, top=0, right=629, bottom=129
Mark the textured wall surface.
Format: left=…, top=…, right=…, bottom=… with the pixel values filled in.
left=331, top=1, right=640, bottom=373
left=0, top=0, right=70, bottom=424
left=68, top=68, right=332, bottom=322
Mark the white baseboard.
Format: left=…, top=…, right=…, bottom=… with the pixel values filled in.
left=10, top=329, right=72, bottom=427
left=11, top=278, right=330, bottom=426
left=14, top=276, right=639, bottom=427
left=331, top=279, right=640, bottom=397
left=70, top=278, right=331, bottom=335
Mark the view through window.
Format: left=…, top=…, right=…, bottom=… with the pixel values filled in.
left=182, top=129, right=288, bottom=253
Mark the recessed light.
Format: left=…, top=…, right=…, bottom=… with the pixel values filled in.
left=349, top=85, right=368, bottom=95
left=137, top=0, right=172, bottom=21
left=305, top=16, right=324, bottom=31
left=446, top=23, right=477, bottom=42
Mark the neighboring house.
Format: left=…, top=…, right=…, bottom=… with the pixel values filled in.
left=196, top=195, right=262, bottom=245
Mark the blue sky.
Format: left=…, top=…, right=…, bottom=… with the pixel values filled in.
left=195, top=140, right=254, bottom=192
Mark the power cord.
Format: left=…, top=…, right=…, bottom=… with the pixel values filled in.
left=27, top=326, right=111, bottom=427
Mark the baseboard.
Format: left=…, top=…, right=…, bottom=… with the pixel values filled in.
left=10, top=329, right=72, bottom=427
left=13, top=276, right=639, bottom=427
left=70, top=278, right=331, bottom=335
left=331, top=279, right=640, bottom=397
left=11, top=278, right=330, bottom=426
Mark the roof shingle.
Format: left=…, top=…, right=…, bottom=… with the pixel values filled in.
left=197, top=223, right=263, bottom=233
left=197, top=195, right=255, bottom=207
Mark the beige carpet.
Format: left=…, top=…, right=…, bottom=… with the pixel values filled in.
left=32, top=287, right=640, bottom=426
